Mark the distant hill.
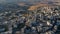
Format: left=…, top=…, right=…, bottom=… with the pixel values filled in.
left=0, top=0, right=60, bottom=5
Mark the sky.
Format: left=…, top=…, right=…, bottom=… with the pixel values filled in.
left=0, top=0, right=60, bottom=4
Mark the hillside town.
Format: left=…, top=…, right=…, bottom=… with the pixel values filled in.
left=0, top=2, right=60, bottom=34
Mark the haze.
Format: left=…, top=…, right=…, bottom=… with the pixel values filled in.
left=0, top=0, right=60, bottom=3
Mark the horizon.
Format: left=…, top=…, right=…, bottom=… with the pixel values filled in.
left=0, top=0, right=60, bottom=3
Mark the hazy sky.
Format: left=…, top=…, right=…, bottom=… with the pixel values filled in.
left=0, top=0, right=60, bottom=3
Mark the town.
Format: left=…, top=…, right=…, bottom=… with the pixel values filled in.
left=0, top=1, right=60, bottom=34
